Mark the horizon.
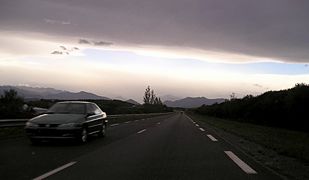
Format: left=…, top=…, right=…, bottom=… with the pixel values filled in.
left=1, top=0, right=309, bottom=102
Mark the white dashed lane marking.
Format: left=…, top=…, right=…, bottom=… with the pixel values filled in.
left=33, top=161, right=76, bottom=180
left=137, top=129, right=146, bottom=134
left=224, top=151, right=257, bottom=174
left=110, top=123, right=119, bottom=127
left=207, top=134, right=218, bottom=141
left=199, top=128, right=205, bottom=132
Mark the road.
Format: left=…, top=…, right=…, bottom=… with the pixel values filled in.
left=0, top=112, right=282, bottom=180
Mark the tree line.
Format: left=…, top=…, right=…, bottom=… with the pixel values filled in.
left=0, top=86, right=172, bottom=118
left=196, top=83, right=309, bottom=132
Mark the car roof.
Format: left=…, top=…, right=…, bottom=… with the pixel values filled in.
left=57, top=101, right=94, bottom=104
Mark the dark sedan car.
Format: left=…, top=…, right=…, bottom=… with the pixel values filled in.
left=25, top=101, right=107, bottom=144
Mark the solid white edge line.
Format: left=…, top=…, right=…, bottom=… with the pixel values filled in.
left=199, top=128, right=205, bottom=132
left=137, top=129, right=146, bottom=134
left=207, top=134, right=218, bottom=142
left=33, top=161, right=76, bottom=180
left=110, top=123, right=119, bottom=127
left=224, top=151, right=257, bottom=174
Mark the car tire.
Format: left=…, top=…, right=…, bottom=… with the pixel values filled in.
left=98, top=123, right=106, bottom=137
left=78, top=128, right=88, bottom=143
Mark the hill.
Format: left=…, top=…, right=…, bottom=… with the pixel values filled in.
left=164, top=97, right=225, bottom=108
left=126, top=99, right=140, bottom=105
left=0, top=86, right=110, bottom=100
left=196, top=83, right=309, bottom=132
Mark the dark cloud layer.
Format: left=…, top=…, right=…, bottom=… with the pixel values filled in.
left=1, top=0, right=309, bottom=62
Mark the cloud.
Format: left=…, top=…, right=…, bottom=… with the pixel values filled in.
left=78, top=39, right=91, bottom=44
left=51, top=45, right=81, bottom=55
left=1, top=0, right=309, bottom=62
left=253, top=84, right=263, bottom=88
left=93, top=41, right=113, bottom=46
left=44, top=18, right=71, bottom=25
left=79, top=39, right=113, bottom=46
left=51, top=51, right=63, bottom=55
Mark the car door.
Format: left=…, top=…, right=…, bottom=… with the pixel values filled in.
left=86, top=104, right=102, bottom=134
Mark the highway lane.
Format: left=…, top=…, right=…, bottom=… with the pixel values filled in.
left=44, top=113, right=281, bottom=180
left=0, top=114, right=174, bottom=180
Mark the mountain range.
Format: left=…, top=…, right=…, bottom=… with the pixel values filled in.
left=0, top=86, right=110, bottom=100
left=164, top=97, right=225, bottom=108
left=1, top=85, right=225, bottom=108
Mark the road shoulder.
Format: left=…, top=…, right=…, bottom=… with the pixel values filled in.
left=187, top=113, right=309, bottom=180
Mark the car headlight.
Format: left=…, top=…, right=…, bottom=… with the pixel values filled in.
left=58, top=123, right=80, bottom=128
left=26, top=121, right=38, bottom=127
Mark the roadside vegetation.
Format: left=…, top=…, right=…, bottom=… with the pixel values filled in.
left=189, top=113, right=309, bottom=162
left=0, top=89, right=33, bottom=119
left=196, top=83, right=309, bottom=132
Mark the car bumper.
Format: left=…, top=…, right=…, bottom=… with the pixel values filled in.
left=25, top=127, right=82, bottom=140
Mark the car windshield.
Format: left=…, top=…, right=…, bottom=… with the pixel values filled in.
left=47, top=103, right=86, bottom=114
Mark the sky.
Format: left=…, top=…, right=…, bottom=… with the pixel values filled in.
left=1, top=0, right=309, bottom=102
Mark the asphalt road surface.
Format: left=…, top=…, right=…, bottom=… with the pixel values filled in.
left=0, top=112, right=282, bottom=180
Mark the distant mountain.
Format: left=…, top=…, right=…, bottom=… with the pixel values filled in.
left=164, top=97, right=225, bottom=108
left=114, top=96, right=126, bottom=101
left=0, top=85, right=110, bottom=100
left=126, top=99, right=140, bottom=105
left=161, top=94, right=181, bottom=102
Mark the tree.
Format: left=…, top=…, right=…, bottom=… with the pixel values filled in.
left=143, top=86, right=151, bottom=104
left=0, top=89, right=25, bottom=118
left=230, top=92, right=237, bottom=100
left=150, top=90, right=155, bottom=104
left=154, top=97, right=163, bottom=105
left=143, top=86, right=163, bottom=105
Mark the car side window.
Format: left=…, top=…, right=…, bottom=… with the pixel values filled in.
left=93, top=104, right=103, bottom=115
left=87, top=104, right=95, bottom=115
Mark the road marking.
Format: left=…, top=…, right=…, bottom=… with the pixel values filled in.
left=207, top=134, right=218, bottom=141
left=186, top=115, right=194, bottom=121
left=134, top=120, right=139, bottom=122
left=224, top=151, right=257, bottom=174
left=157, top=122, right=161, bottom=125
left=199, top=128, right=205, bottom=132
left=110, top=123, right=119, bottom=127
left=125, top=121, right=130, bottom=124
left=137, top=129, right=146, bottom=134
left=195, top=124, right=199, bottom=127
left=33, top=161, right=76, bottom=180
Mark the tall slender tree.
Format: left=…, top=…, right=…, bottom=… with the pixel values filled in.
left=143, top=86, right=151, bottom=104
left=150, top=90, right=155, bottom=104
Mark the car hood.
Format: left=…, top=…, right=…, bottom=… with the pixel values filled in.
left=30, top=114, right=85, bottom=124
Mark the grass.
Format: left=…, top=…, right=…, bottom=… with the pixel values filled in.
left=188, top=112, right=309, bottom=162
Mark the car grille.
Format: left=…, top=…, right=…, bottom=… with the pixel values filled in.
left=38, top=124, right=59, bottom=128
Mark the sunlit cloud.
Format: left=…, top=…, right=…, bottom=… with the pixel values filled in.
left=44, top=18, right=71, bottom=25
